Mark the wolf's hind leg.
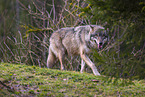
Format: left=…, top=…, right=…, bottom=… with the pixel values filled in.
left=47, top=49, right=56, bottom=68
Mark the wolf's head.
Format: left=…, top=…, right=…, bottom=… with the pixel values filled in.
left=89, top=25, right=108, bottom=49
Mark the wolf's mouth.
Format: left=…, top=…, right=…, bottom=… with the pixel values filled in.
left=98, top=45, right=102, bottom=49
left=98, top=43, right=103, bottom=49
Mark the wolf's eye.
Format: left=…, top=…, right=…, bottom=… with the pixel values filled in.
left=102, top=34, right=107, bottom=37
left=95, top=33, right=98, bottom=35
left=91, top=33, right=98, bottom=38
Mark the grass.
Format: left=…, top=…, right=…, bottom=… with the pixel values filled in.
left=0, top=63, right=145, bottom=97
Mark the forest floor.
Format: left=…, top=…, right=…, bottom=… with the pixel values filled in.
left=0, top=63, right=144, bottom=97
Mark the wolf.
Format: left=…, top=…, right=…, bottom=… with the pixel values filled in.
left=47, top=25, right=108, bottom=75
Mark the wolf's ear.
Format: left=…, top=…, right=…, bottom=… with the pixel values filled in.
left=90, top=25, right=94, bottom=29
left=89, top=25, right=94, bottom=33
left=98, top=26, right=104, bottom=30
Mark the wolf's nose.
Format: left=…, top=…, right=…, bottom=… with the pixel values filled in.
left=99, top=42, right=102, bottom=45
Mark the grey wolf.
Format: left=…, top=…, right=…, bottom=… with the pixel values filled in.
left=47, top=25, right=108, bottom=75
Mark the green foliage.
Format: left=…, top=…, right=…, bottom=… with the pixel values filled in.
left=21, top=25, right=54, bottom=38
left=83, top=0, right=144, bottom=23
left=0, top=63, right=145, bottom=96
left=80, top=0, right=145, bottom=79
left=93, top=47, right=145, bottom=79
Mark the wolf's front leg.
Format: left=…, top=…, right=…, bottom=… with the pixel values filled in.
left=80, top=59, right=85, bottom=73
left=80, top=54, right=100, bottom=76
